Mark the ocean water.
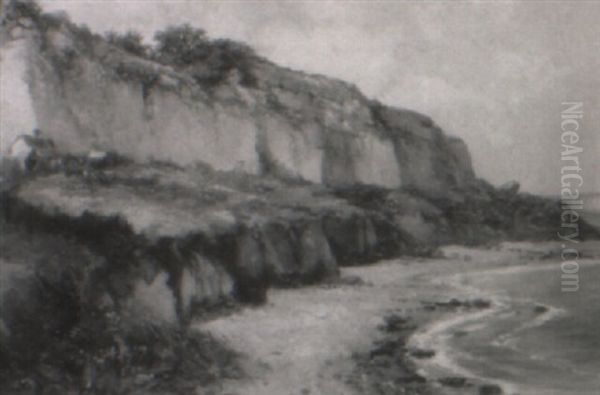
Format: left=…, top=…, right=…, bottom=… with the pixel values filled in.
left=427, top=260, right=600, bottom=394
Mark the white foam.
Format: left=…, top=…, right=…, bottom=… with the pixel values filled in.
left=492, top=303, right=566, bottom=348
left=406, top=261, right=588, bottom=395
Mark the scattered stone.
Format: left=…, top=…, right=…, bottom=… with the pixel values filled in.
left=408, top=348, right=436, bottom=359
left=434, top=298, right=462, bottom=309
left=394, top=374, right=427, bottom=384
left=479, top=383, right=504, bottom=395
left=453, top=330, right=469, bottom=338
left=468, top=298, right=492, bottom=309
left=369, top=339, right=402, bottom=358
left=371, top=355, right=392, bottom=368
left=438, top=376, right=470, bottom=388
left=380, top=314, right=411, bottom=332
left=533, top=304, right=548, bottom=314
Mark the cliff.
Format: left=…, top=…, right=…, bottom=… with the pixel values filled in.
left=1, top=5, right=474, bottom=192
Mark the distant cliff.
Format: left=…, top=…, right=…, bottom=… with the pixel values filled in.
left=1, top=6, right=474, bottom=192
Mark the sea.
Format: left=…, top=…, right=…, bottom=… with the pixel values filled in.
left=413, top=253, right=600, bottom=395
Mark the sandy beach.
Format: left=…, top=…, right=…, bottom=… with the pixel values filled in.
left=191, top=241, right=600, bottom=395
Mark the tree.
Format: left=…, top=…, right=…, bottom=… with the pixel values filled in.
left=151, top=23, right=258, bottom=87
left=4, top=0, right=42, bottom=21
left=152, top=24, right=210, bottom=66
left=206, top=39, right=257, bottom=86
left=105, top=30, right=148, bottom=57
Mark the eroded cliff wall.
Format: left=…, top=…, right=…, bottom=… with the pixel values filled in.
left=1, top=10, right=474, bottom=191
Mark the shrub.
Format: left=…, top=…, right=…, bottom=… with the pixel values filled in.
left=4, top=0, right=42, bottom=21
left=106, top=30, right=148, bottom=57
left=152, top=24, right=258, bottom=88
left=152, top=24, right=210, bottom=66
left=206, top=39, right=258, bottom=87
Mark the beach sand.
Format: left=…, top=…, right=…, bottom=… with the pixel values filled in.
left=193, top=241, right=600, bottom=395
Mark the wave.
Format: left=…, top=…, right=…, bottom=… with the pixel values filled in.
left=407, top=263, right=586, bottom=395
left=408, top=287, right=517, bottom=386
left=492, top=303, right=565, bottom=349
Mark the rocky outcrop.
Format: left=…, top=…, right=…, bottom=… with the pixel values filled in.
left=0, top=160, right=422, bottom=392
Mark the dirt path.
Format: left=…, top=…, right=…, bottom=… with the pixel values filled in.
left=193, top=259, right=439, bottom=395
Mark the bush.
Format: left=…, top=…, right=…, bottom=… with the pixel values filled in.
left=205, top=39, right=258, bottom=87
left=4, top=0, right=42, bottom=21
left=106, top=30, right=148, bottom=57
left=152, top=24, right=258, bottom=87
left=152, top=24, right=210, bottom=66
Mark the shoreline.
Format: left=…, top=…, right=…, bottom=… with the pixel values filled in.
left=402, top=254, right=600, bottom=395
left=348, top=259, right=512, bottom=395
left=193, top=241, right=600, bottom=394
left=346, top=242, right=600, bottom=395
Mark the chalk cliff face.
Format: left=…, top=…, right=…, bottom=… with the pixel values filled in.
left=1, top=11, right=474, bottom=191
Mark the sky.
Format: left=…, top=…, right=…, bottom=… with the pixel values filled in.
left=38, top=0, right=600, bottom=195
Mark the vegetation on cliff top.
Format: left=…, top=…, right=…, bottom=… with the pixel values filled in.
left=4, top=0, right=258, bottom=88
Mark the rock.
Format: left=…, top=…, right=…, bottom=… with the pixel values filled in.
left=256, top=219, right=338, bottom=287
left=322, top=214, right=375, bottom=264
left=380, top=314, right=412, bottom=333
left=393, top=374, right=426, bottom=384
left=370, top=355, right=392, bottom=368
left=234, top=229, right=269, bottom=303
left=408, top=348, right=436, bottom=359
left=479, top=383, right=504, bottom=395
left=438, top=376, right=470, bottom=388
left=453, top=330, right=469, bottom=338
left=127, top=271, right=177, bottom=323
left=297, top=220, right=338, bottom=282
left=446, top=298, right=463, bottom=308
left=369, top=339, right=402, bottom=359
left=468, top=298, right=492, bottom=309
left=533, top=304, right=549, bottom=314
left=260, top=222, right=299, bottom=284
left=180, top=253, right=234, bottom=314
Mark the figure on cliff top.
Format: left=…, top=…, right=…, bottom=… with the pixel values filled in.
left=7, top=128, right=56, bottom=172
